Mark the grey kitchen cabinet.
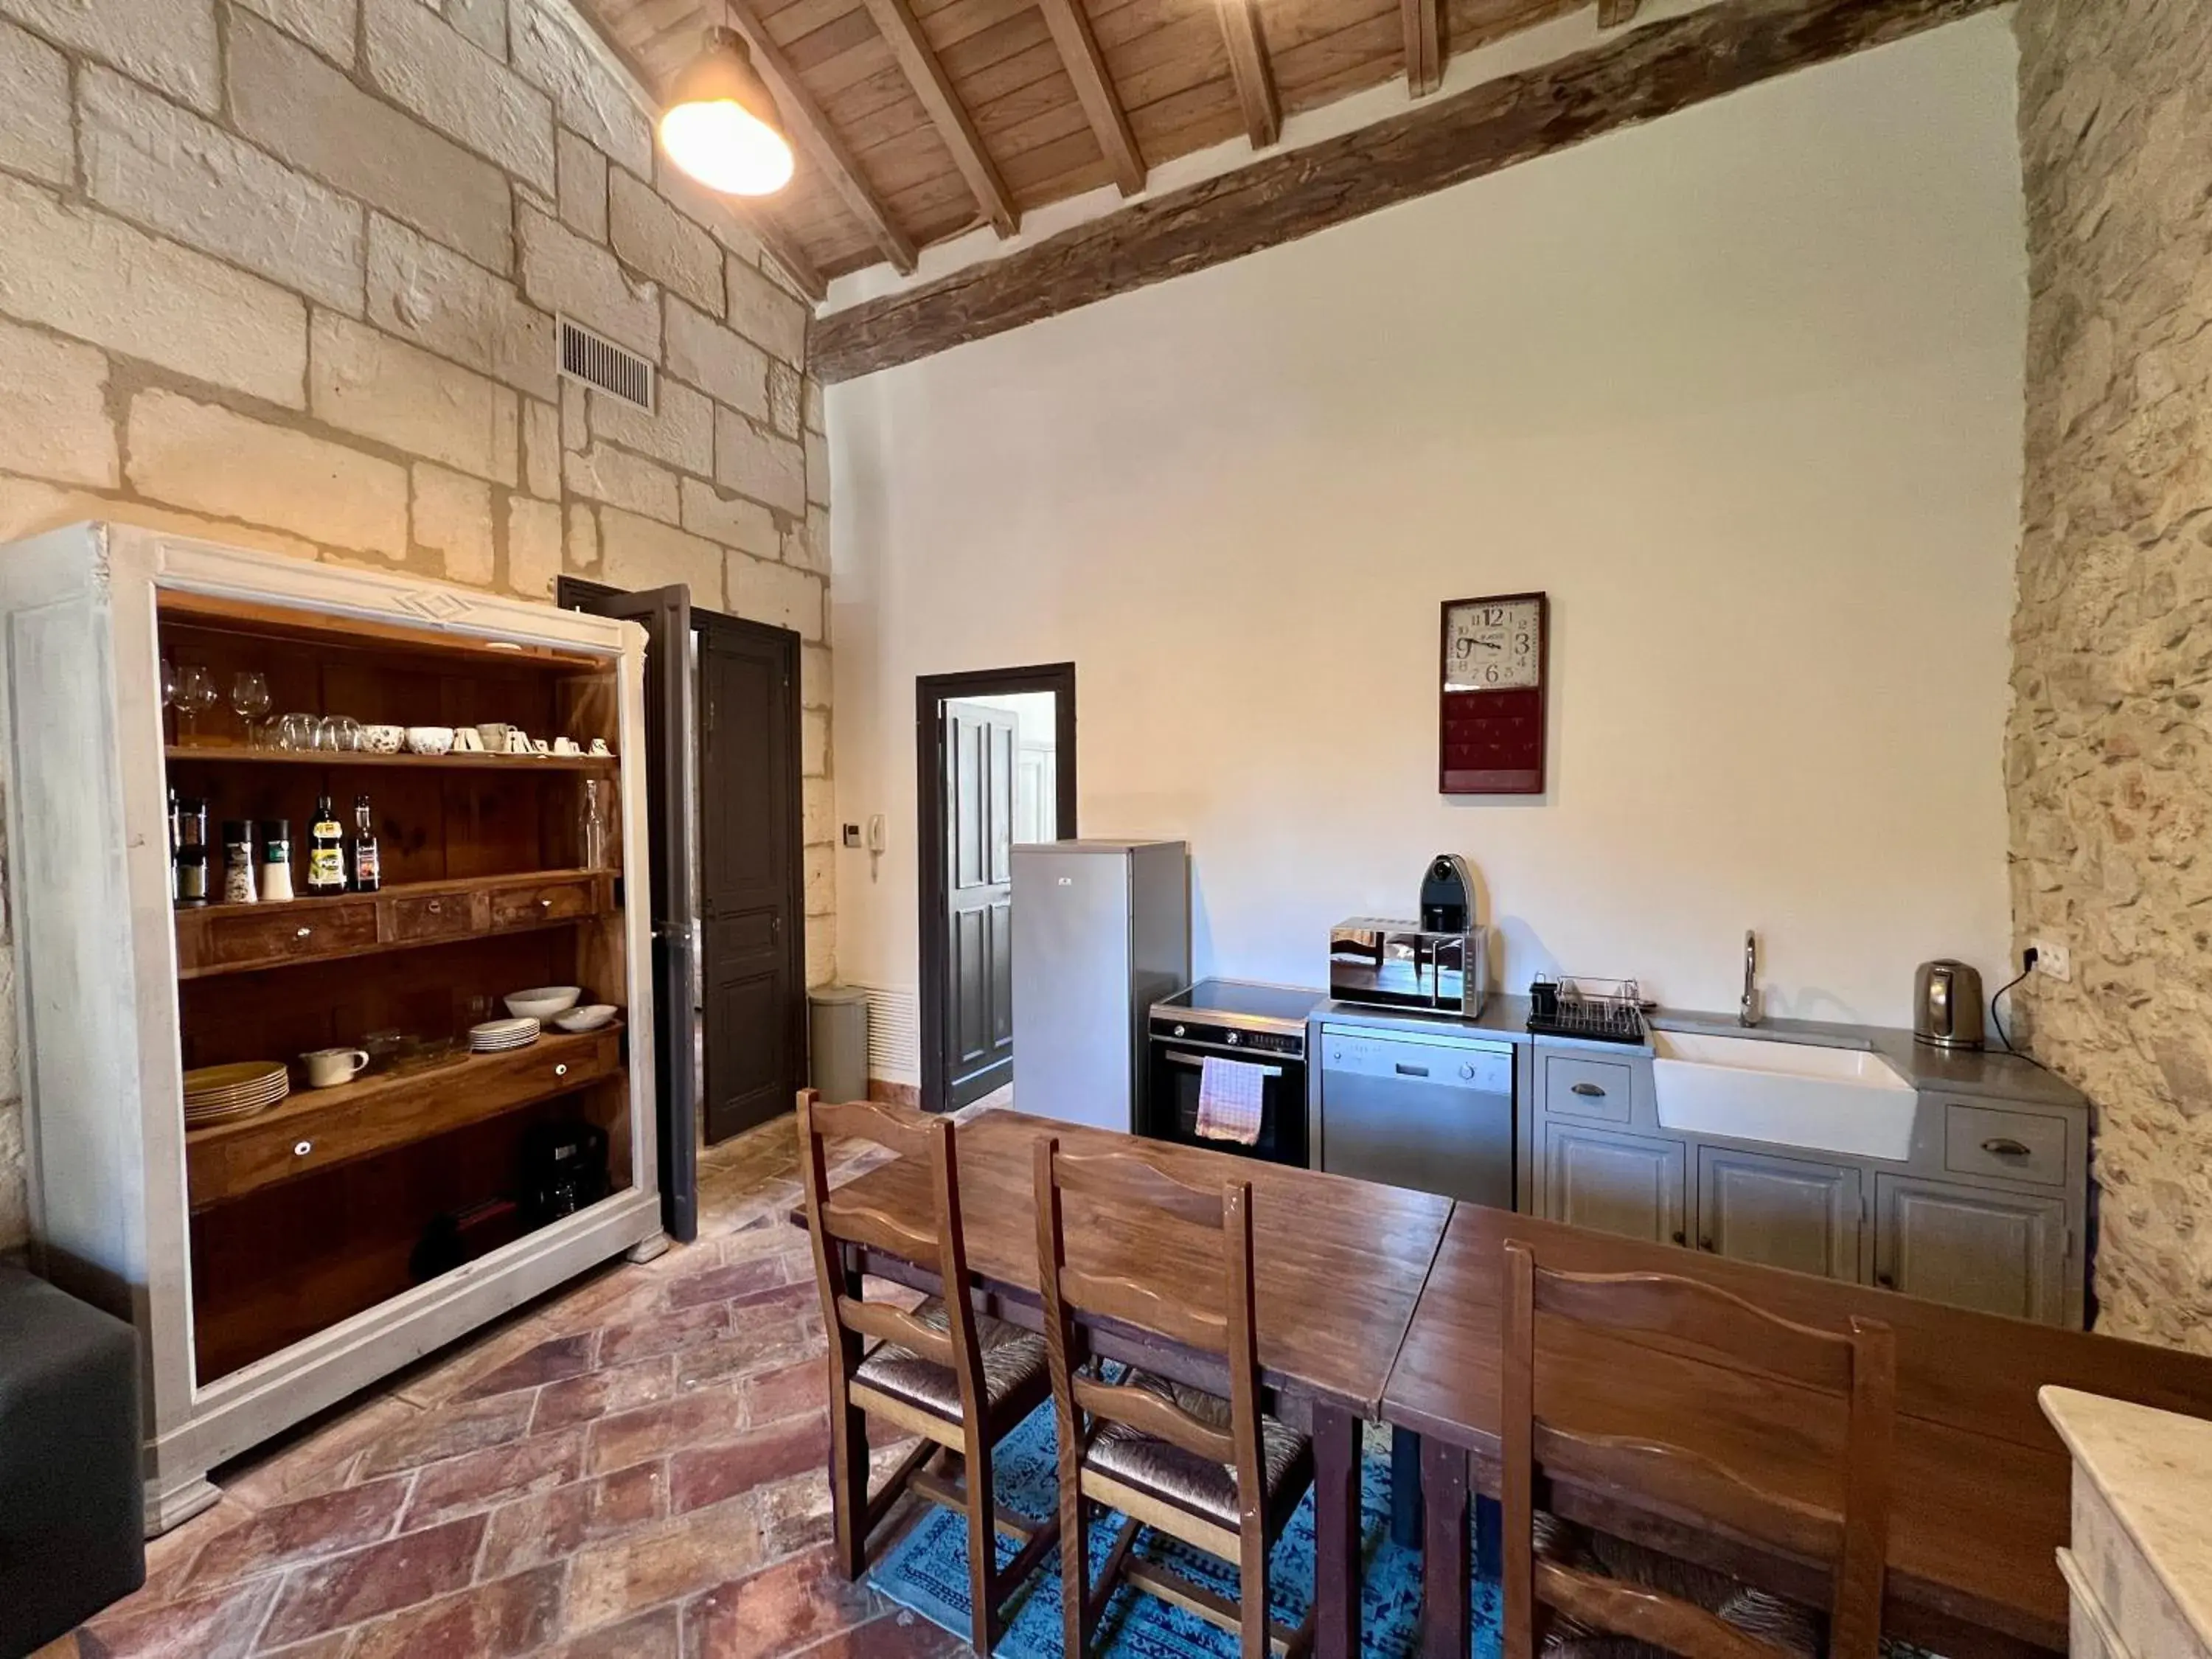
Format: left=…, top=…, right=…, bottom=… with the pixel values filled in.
left=1540, top=1120, right=1686, bottom=1246
left=1874, top=1174, right=2069, bottom=1326
left=1694, top=1146, right=1862, bottom=1281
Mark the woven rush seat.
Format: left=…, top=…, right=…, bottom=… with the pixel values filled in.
left=851, top=1295, right=1050, bottom=1423
left=1084, top=1368, right=1309, bottom=1531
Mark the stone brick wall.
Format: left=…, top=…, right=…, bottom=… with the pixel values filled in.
left=2012, top=0, right=2212, bottom=1349
left=0, top=0, right=835, bottom=1251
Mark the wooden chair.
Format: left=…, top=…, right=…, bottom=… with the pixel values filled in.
left=1499, top=1238, right=1897, bottom=1659
left=1032, top=1136, right=1317, bottom=1658
left=796, top=1091, right=1058, bottom=1655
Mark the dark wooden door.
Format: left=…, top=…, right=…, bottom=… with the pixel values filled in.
left=942, top=700, right=1016, bottom=1108
left=567, top=580, right=696, bottom=1243
left=698, top=621, right=804, bottom=1142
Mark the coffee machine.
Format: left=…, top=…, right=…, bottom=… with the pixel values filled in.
left=1329, top=855, right=1491, bottom=1016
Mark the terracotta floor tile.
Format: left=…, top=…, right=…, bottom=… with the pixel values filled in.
left=538, top=1604, right=681, bottom=1658
left=217, top=1396, right=423, bottom=1513
left=794, top=1610, right=967, bottom=1658
left=678, top=1316, right=821, bottom=1388
left=669, top=1413, right=832, bottom=1515
left=341, top=1564, right=563, bottom=1659
left=562, top=1495, right=765, bottom=1634
left=182, top=1478, right=413, bottom=1592
left=726, top=1281, right=818, bottom=1321
left=257, top=1515, right=487, bottom=1646
left=740, top=1357, right=826, bottom=1427
left=354, top=1395, right=535, bottom=1479
left=585, top=1380, right=748, bottom=1475
left=387, top=1313, right=559, bottom=1411
left=597, top=1301, right=731, bottom=1367
left=664, top=1253, right=793, bottom=1310
left=681, top=1543, right=880, bottom=1659
left=400, top=1427, right=586, bottom=1529
left=532, top=1353, right=681, bottom=1433
left=477, top=1460, right=668, bottom=1579
left=450, top=1330, right=598, bottom=1402
left=80, top=1578, right=279, bottom=1659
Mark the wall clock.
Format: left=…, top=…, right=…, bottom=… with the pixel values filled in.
left=1440, top=591, right=1548, bottom=795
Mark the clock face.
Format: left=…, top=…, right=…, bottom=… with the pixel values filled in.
left=1444, top=597, right=1542, bottom=691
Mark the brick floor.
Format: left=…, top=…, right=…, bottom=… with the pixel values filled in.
left=77, top=1116, right=964, bottom=1659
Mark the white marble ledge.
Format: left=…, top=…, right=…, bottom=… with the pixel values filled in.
left=2041, top=1385, right=2212, bottom=1649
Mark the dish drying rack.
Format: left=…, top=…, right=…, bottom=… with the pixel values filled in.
left=1527, top=975, right=1649, bottom=1045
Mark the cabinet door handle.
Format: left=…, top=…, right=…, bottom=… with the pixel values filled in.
left=1670, top=1230, right=1686, bottom=1247
left=1982, top=1136, right=2031, bottom=1157
left=1571, top=1082, right=1606, bottom=1097
left=293, top=1140, right=313, bottom=1158
left=295, top=926, right=312, bottom=939
left=554, top=1063, right=568, bottom=1077
left=539, top=897, right=553, bottom=908
left=426, top=900, right=442, bottom=914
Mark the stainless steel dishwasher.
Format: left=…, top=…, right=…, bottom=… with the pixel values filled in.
left=1316, top=1023, right=1515, bottom=1208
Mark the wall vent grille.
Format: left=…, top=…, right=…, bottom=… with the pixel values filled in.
left=853, top=984, right=920, bottom=1084
left=558, top=317, right=654, bottom=411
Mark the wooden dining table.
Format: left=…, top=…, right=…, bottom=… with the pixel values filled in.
left=806, top=1109, right=1455, bottom=1659
left=1385, top=1201, right=2212, bottom=1658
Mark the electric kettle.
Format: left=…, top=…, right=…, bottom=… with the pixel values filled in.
left=1913, top=959, right=1985, bottom=1049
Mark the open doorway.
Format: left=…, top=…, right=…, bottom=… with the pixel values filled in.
left=916, top=664, right=1077, bottom=1114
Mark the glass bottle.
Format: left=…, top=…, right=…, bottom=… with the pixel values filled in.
left=221, top=820, right=257, bottom=903
left=578, top=779, right=608, bottom=871
left=307, top=794, right=347, bottom=896
left=260, top=819, right=295, bottom=902
left=349, top=794, right=380, bottom=893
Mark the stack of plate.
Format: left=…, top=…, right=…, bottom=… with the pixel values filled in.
left=469, top=1016, right=540, bottom=1054
left=184, top=1061, right=288, bottom=1126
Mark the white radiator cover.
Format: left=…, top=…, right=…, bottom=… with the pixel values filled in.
left=852, top=983, right=919, bottom=1084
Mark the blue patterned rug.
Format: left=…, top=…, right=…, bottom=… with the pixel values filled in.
left=868, top=1402, right=1503, bottom=1657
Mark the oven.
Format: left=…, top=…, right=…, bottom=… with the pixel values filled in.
left=1140, top=979, right=1323, bottom=1167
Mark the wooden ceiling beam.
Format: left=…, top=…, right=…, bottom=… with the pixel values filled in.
left=1215, top=0, right=1281, bottom=149
left=813, top=0, right=2006, bottom=381
left=860, top=0, right=1020, bottom=237
left=1037, top=0, right=1147, bottom=197
left=1403, top=0, right=1442, bottom=97
left=725, top=0, right=919, bottom=274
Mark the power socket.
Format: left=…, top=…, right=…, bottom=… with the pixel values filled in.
left=2029, top=939, right=2071, bottom=983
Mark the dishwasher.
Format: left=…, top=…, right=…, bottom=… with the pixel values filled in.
left=1316, top=1023, right=1515, bottom=1208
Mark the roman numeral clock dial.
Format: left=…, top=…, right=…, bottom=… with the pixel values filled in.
left=1440, top=592, right=1548, bottom=794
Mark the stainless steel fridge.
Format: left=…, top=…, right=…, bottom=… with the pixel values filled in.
left=1011, top=839, right=1190, bottom=1133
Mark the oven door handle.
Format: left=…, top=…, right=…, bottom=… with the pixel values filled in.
left=1162, top=1049, right=1284, bottom=1079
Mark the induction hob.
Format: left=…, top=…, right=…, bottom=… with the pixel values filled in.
left=1151, top=978, right=1329, bottom=1038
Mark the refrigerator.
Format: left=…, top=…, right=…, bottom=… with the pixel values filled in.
left=1011, top=840, right=1191, bottom=1133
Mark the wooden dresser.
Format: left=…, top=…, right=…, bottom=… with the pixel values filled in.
left=2042, top=1385, right=2212, bottom=1658
left=0, top=524, right=664, bottom=1531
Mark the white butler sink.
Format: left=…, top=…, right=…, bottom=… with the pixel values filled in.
left=1650, top=1031, right=1917, bottom=1161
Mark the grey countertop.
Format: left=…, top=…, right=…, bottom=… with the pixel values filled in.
left=1312, top=996, right=2087, bottom=1109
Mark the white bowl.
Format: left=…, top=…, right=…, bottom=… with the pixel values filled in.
left=404, top=725, right=455, bottom=756
left=554, top=1004, right=619, bottom=1033
left=361, top=724, right=404, bottom=754
left=504, top=985, right=582, bottom=1020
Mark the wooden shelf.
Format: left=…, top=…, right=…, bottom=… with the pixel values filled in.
left=186, top=1027, right=623, bottom=1209
left=174, top=869, right=616, bottom=978
left=167, top=744, right=617, bottom=773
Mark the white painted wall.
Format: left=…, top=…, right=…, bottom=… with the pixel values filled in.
left=828, top=15, right=2026, bottom=1031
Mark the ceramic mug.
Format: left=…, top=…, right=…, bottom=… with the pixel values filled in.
left=531, top=738, right=552, bottom=757
left=588, top=738, right=611, bottom=757
left=453, top=727, right=484, bottom=752
left=504, top=728, right=532, bottom=756
left=552, top=737, right=580, bottom=756
left=302, top=1047, right=370, bottom=1088
left=476, top=722, right=512, bottom=753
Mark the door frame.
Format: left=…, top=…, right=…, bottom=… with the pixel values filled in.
left=917, top=663, right=1077, bottom=1115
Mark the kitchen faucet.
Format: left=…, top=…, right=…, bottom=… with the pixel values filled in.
left=1739, top=930, right=1761, bottom=1027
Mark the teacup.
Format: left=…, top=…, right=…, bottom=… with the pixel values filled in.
left=552, top=737, right=580, bottom=756
left=476, top=722, right=512, bottom=753
left=453, top=727, right=484, bottom=752
left=504, top=728, right=532, bottom=756
left=588, top=737, right=611, bottom=757
left=302, top=1047, right=370, bottom=1088
left=531, top=738, right=552, bottom=757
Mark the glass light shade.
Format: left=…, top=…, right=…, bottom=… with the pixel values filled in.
left=660, top=28, right=795, bottom=196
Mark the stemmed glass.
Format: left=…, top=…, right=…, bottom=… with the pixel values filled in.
left=229, top=672, right=271, bottom=749
left=175, top=664, right=218, bottom=747
left=159, top=656, right=178, bottom=744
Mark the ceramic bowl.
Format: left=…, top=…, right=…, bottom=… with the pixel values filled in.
left=553, top=1004, right=619, bottom=1033
left=504, top=985, right=582, bottom=1020
left=403, top=726, right=455, bottom=756
left=361, top=724, right=404, bottom=754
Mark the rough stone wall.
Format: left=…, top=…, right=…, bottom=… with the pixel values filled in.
left=0, top=0, right=836, bottom=1251
left=2011, top=0, right=2212, bottom=1349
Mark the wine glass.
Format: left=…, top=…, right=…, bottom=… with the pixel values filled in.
left=229, top=671, right=271, bottom=748
left=175, top=664, right=218, bottom=747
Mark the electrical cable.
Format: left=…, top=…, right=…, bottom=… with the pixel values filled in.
left=1989, top=959, right=2055, bottom=1076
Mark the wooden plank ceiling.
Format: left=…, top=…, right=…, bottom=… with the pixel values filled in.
left=587, top=0, right=1604, bottom=280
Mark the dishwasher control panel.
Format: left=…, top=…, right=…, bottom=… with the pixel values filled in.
left=1321, top=1031, right=1512, bottom=1093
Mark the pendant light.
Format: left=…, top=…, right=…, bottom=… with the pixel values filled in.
left=659, top=22, right=794, bottom=197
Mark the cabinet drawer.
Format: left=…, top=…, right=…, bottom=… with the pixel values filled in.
left=1543, top=1054, right=1632, bottom=1123
left=204, top=901, right=379, bottom=968
left=383, top=889, right=480, bottom=943
left=1944, top=1103, right=2067, bottom=1186
left=490, top=877, right=596, bottom=931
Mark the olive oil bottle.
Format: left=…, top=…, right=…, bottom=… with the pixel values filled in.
left=307, top=792, right=347, bottom=895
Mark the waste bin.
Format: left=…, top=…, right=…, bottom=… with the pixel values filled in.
left=809, top=984, right=871, bottom=1105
